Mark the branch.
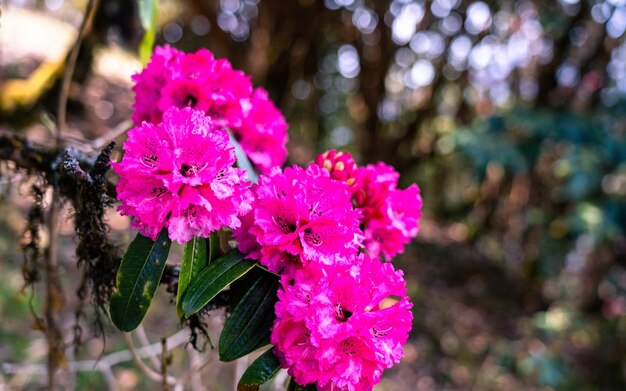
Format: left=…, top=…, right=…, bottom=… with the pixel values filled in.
left=135, top=325, right=163, bottom=373
left=2, top=329, right=190, bottom=390
left=57, top=0, right=101, bottom=136
left=122, top=331, right=185, bottom=386
left=0, top=131, right=117, bottom=198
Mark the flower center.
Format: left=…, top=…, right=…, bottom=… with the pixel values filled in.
left=304, top=228, right=323, bottom=246
left=141, top=153, right=158, bottom=168
left=180, top=163, right=198, bottom=177
left=334, top=303, right=352, bottom=322
left=184, top=94, right=198, bottom=107
left=371, top=325, right=392, bottom=337
left=340, top=339, right=357, bottom=355
left=148, top=187, right=168, bottom=199
left=274, top=215, right=297, bottom=233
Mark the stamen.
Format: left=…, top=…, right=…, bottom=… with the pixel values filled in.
left=304, top=228, right=322, bottom=246
left=273, top=215, right=297, bottom=233
left=334, top=303, right=352, bottom=321
left=185, top=94, right=198, bottom=107
left=180, top=163, right=198, bottom=177
left=141, top=154, right=158, bottom=168
left=371, top=325, right=392, bottom=337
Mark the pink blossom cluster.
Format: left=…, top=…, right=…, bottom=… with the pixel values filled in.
left=132, top=45, right=288, bottom=174
left=271, top=258, right=413, bottom=391
left=233, top=153, right=419, bottom=390
left=114, top=107, right=253, bottom=244
left=315, top=151, right=423, bottom=260
left=118, top=46, right=421, bottom=390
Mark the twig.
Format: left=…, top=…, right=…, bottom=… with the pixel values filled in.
left=175, top=351, right=215, bottom=389
left=56, top=0, right=99, bottom=136
left=0, top=131, right=118, bottom=198
left=57, top=0, right=100, bottom=136
left=234, top=356, right=249, bottom=390
left=3, top=329, right=189, bottom=390
left=161, top=338, right=170, bottom=391
left=62, top=119, right=132, bottom=152
left=136, top=325, right=162, bottom=372
left=123, top=332, right=185, bottom=386
left=44, top=187, right=68, bottom=390
left=92, top=120, right=132, bottom=149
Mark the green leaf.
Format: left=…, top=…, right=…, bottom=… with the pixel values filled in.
left=181, top=250, right=256, bottom=318
left=228, top=130, right=258, bottom=183
left=237, top=348, right=281, bottom=390
left=207, top=230, right=221, bottom=264
left=137, top=0, right=158, bottom=66
left=228, top=267, right=267, bottom=309
left=110, top=229, right=172, bottom=331
left=219, top=271, right=278, bottom=361
left=176, top=237, right=207, bottom=318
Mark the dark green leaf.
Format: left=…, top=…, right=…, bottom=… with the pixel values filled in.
left=229, top=267, right=267, bottom=308
left=110, top=229, right=171, bottom=331
left=181, top=250, right=256, bottom=318
left=237, top=348, right=281, bottom=390
left=176, top=237, right=207, bottom=318
left=219, top=271, right=278, bottom=361
left=207, top=230, right=220, bottom=264
left=137, top=0, right=158, bottom=65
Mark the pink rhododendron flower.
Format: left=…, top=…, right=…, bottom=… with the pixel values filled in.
left=234, top=164, right=362, bottom=273
left=232, top=88, right=288, bottom=174
left=314, top=150, right=357, bottom=186
left=313, top=153, right=423, bottom=260
left=132, top=46, right=251, bottom=127
left=352, top=163, right=422, bottom=259
left=114, top=107, right=253, bottom=243
left=271, top=256, right=413, bottom=390
left=131, top=45, right=183, bottom=124
left=231, top=209, right=262, bottom=259
left=132, top=46, right=288, bottom=173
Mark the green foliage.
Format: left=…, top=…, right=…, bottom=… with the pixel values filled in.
left=207, top=230, right=220, bottom=263
left=137, top=0, right=158, bottom=65
left=176, top=236, right=208, bottom=318
left=438, top=107, right=626, bottom=268
left=237, top=348, right=281, bottom=390
left=219, top=270, right=278, bottom=361
left=412, top=105, right=626, bottom=390
left=110, top=229, right=172, bottom=332
left=181, top=250, right=256, bottom=318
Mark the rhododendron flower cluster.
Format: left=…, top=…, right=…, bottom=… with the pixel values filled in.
left=132, top=45, right=288, bottom=174
left=271, top=258, right=413, bottom=391
left=114, top=107, right=253, bottom=243
left=232, top=155, right=417, bottom=389
left=117, top=46, right=420, bottom=391
left=316, top=151, right=423, bottom=260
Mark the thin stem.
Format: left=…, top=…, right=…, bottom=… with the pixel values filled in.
left=122, top=332, right=182, bottom=386
left=57, top=0, right=100, bottom=137
left=44, top=189, right=67, bottom=390
left=136, top=325, right=162, bottom=372
left=161, top=338, right=169, bottom=391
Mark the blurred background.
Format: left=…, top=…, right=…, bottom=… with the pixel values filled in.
left=1, top=0, right=626, bottom=389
